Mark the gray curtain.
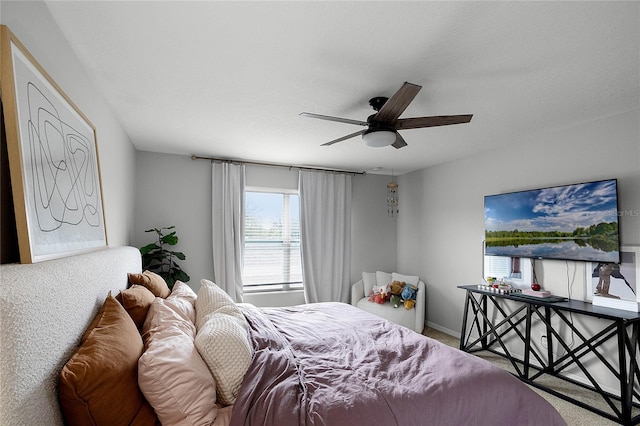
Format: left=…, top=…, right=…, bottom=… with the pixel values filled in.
left=299, top=170, right=352, bottom=303
left=211, top=162, right=245, bottom=302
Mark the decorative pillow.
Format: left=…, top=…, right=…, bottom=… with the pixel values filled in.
left=362, top=271, right=377, bottom=296
left=195, top=279, right=238, bottom=330
left=392, top=272, right=420, bottom=286
left=80, top=296, right=107, bottom=343
left=194, top=312, right=252, bottom=405
left=128, top=270, right=171, bottom=298
left=166, top=280, right=197, bottom=324
left=59, top=294, right=158, bottom=426
left=139, top=298, right=218, bottom=425
left=116, top=284, right=156, bottom=329
left=376, top=271, right=393, bottom=288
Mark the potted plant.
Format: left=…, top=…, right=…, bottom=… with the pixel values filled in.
left=139, top=226, right=190, bottom=288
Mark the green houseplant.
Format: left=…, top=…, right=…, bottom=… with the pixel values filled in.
left=139, top=226, right=190, bottom=288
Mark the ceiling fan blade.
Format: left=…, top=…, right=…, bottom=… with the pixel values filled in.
left=373, top=82, right=422, bottom=124
left=396, top=114, right=473, bottom=130
left=321, top=129, right=366, bottom=146
left=300, top=112, right=368, bottom=127
left=391, top=133, right=408, bottom=149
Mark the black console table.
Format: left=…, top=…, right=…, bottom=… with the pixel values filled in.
left=458, top=285, right=640, bottom=425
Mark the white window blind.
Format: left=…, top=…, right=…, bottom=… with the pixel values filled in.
left=243, top=190, right=302, bottom=291
left=484, top=255, right=532, bottom=288
left=484, top=255, right=512, bottom=280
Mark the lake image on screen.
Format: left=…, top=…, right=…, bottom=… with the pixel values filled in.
left=484, top=180, right=620, bottom=263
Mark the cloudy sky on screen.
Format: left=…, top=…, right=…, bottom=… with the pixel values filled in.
left=485, top=180, right=618, bottom=233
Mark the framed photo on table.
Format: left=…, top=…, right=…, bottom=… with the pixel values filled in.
left=584, top=245, right=639, bottom=311
left=0, top=25, right=107, bottom=263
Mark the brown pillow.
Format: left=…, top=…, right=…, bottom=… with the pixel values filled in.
left=117, top=284, right=156, bottom=329
left=59, top=294, right=159, bottom=425
left=128, top=270, right=171, bottom=298
left=80, top=296, right=107, bottom=343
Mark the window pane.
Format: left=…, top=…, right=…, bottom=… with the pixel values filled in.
left=484, top=255, right=532, bottom=288
left=244, top=191, right=302, bottom=288
left=484, top=256, right=511, bottom=280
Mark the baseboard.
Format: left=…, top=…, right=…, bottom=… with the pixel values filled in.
left=425, top=321, right=460, bottom=338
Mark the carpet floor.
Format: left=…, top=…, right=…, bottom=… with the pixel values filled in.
left=423, top=327, right=631, bottom=426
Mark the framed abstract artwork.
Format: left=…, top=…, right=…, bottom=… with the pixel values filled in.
left=1, top=25, right=107, bottom=263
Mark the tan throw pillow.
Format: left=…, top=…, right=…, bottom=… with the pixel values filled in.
left=117, top=284, right=156, bottom=329
left=128, top=270, right=171, bottom=298
left=166, top=280, right=197, bottom=324
left=194, top=312, right=252, bottom=405
left=195, top=279, right=238, bottom=329
left=139, top=298, right=218, bottom=425
left=59, top=294, right=158, bottom=425
left=80, top=296, right=107, bottom=343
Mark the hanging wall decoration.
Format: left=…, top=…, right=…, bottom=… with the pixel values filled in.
left=0, top=25, right=107, bottom=263
left=387, top=179, right=398, bottom=217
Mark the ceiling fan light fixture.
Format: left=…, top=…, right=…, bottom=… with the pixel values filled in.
left=362, top=129, right=396, bottom=147
left=302, top=82, right=473, bottom=148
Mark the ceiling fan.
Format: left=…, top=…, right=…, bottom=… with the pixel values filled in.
left=300, top=82, right=472, bottom=149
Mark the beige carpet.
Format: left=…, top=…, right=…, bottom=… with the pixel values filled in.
left=423, top=327, right=626, bottom=426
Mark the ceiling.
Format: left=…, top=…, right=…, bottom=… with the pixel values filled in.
left=44, top=1, right=639, bottom=175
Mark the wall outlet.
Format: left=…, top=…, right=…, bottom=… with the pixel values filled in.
left=540, top=334, right=566, bottom=356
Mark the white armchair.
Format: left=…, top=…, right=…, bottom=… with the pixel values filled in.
left=351, top=272, right=426, bottom=334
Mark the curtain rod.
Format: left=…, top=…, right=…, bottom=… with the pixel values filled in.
left=190, top=155, right=366, bottom=175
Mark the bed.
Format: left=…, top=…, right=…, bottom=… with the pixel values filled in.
left=0, top=246, right=566, bottom=425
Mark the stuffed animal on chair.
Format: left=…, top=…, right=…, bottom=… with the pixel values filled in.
left=369, top=285, right=390, bottom=304
left=389, top=281, right=406, bottom=296
left=401, top=285, right=418, bottom=310
left=388, top=281, right=406, bottom=308
left=390, top=294, right=402, bottom=308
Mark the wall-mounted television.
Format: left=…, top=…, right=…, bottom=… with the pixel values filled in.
left=484, top=179, right=620, bottom=263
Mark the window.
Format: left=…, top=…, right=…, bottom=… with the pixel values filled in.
left=243, top=190, right=303, bottom=292
left=483, top=255, right=532, bottom=288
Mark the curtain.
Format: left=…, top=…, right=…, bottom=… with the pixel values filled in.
left=211, top=162, right=245, bottom=302
left=299, top=170, right=352, bottom=303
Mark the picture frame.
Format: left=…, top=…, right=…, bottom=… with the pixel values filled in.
left=1, top=25, right=107, bottom=263
left=584, top=245, right=639, bottom=311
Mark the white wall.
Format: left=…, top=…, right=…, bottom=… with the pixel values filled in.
left=132, top=152, right=213, bottom=291
left=351, top=173, right=398, bottom=279
left=398, top=109, right=640, bottom=336
left=398, top=109, right=639, bottom=395
left=133, top=152, right=397, bottom=299
left=1, top=1, right=137, bottom=246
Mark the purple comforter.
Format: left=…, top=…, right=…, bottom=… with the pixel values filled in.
left=230, top=302, right=566, bottom=426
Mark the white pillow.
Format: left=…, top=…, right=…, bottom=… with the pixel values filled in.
left=392, top=272, right=420, bottom=286
left=166, top=280, right=197, bottom=324
left=362, top=272, right=377, bottom=296
left=376, top=271, right=393, bottom=288
left=195, top=312, right=253, bottom=405
left=139, top=299, right=218, bottom=425
left=195, top=279, right=237, bottom=330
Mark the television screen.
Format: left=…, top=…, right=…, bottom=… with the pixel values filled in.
left=484, top=179, right=620, bottom=263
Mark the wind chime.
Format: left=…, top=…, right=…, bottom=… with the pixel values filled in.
left=386, top=179, right=398, bottom=217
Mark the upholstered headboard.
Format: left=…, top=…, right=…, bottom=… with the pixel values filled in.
left=0, top=246, right=141, bottom=425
